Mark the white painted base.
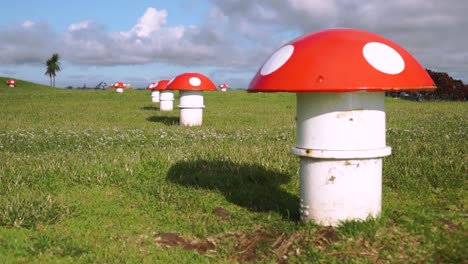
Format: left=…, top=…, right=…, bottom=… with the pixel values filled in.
left=151, top=91, right=160, bottom=103
left=160, top=101, right=173, bottom=111
left=293, top=92, right=391, bottom=226
left=159, top=91, right=174, bottom=111
left=178, top=90, right=204, bottom=126
left=180, top=108, right=203, bottom=126
left=299, top=157, right=382, bottom=226
left=116, top=88, right=123, bottom=93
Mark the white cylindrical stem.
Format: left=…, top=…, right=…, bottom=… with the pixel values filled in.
left=151, top=91, right=160, bottom=103
left=298, top=157, right=383, bottom=226
left=159, top=90, right=174, bottom=111
left=296, top=92, right=386, bottom=150
left=116, top=88, right=124, bottom=93
left=9, top=85, right=15, bottom=88
left=178, top=90, right=204, bottom=126
left=221, top=88, right=226, bottom=92
left=292, top=92, right=391, bottom=226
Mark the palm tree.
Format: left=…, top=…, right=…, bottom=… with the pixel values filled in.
left=45, top=58, right=53, bottom=86
left=45, top=53, right=61, bottom=87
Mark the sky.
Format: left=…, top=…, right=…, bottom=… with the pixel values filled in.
left=0, top=0, right=466, bottom=89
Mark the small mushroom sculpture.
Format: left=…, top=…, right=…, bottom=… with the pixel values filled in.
left=219, top=83, right=229, bottom=92
left=6, top=79, right=17, bottom=87
left=153, top=80, right=172, bottom=111
left=248, top=28, right=435, bottom=226
left=147, top=82, right=160, bottom=103
left=113, top=82, right=126, bottom=93
left=166, top=73, right=216, bottom=126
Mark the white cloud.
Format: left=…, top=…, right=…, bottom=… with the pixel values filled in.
left=130, top=7, right=168, bottom=37
left=288, top=0, right=338, bottom=21
left=209, top=0, right=468, bottom=83
left=22, top=21, right=35, bottom=28
left=0, top=21, right=57, bottom=65
left=60, top=7, right=223, bottom=66
left=68, top=20, right=92, bottom=31
left=0, top=1, right=466, bottom=88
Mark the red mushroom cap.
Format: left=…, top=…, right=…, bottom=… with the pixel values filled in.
left=248, top=28, right=435, bottom=93
left=152, top=80, right=170, bottom=90
left=113, top=82, right=127, bottom=89
left=146, top=82, right=156, bottom=90
left=6, top=79, right=16, bottom=85
left=166, top=73, right=216, bottom=91
left=219, top=83, right=229, bottom=89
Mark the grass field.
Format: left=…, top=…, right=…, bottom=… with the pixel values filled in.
left=0, top=77, right=466, bottom=263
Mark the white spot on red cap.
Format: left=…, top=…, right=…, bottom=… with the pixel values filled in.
left=363, top=42, right=405, bottom=74
left=189, top=77, right=201, bottom=86
left=260, top=44, right=294, bottom=76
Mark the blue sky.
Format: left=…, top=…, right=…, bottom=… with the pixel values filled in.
left=1, top=0, right=208, bottom=31
left=0, top=0, right=467, bottom=88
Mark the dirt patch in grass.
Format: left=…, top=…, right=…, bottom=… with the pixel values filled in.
left=438, top=217, right=462, bottom=232
left=315, top=226, right=338, bottom=245
left=155, top=233, right=216, bottom=254
left=212, top=207, right=231, bottom=222
left=154, top=226, right=340, bottom=263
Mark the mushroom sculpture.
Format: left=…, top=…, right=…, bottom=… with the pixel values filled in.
left=6, top=79, right=17, bottom=87
left=154, top=80, right=172, bottom=111
left=166, top=73, right=216, bottom=126
left=248, top=28, right=435, bottom=226
left=113, top=82, right=126, bottom=93
left=219, top=83, right=229, bottom=92
left=147, top=82, right=160, bottom=103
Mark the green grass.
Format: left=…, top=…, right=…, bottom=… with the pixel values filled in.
left=0, top=77, right=466, bottom=263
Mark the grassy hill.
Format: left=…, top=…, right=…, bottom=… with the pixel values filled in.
left=0, top=76, right=53, bottom=90
left=0, top=79, right=466, bottom=262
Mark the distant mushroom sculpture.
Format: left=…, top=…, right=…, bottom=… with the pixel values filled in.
left=113, top=82, right=126, bottom=93
left=219, top=83, right=229, bottom=92
left=154, top=80, right=172, bottom=111
left=248, top=28, right=435, bottom=226
left=166, top=73, right=216, bottom=126
left=146, top=82, right=160, bottom=103
left=6, top=79, right=17, bottom=87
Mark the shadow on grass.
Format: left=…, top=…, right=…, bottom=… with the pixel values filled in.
left=146, top=116, right=179, bottom=126
left=167, top=160, right=299, bottom=221
left=141, top=105, right=159, bottom=111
